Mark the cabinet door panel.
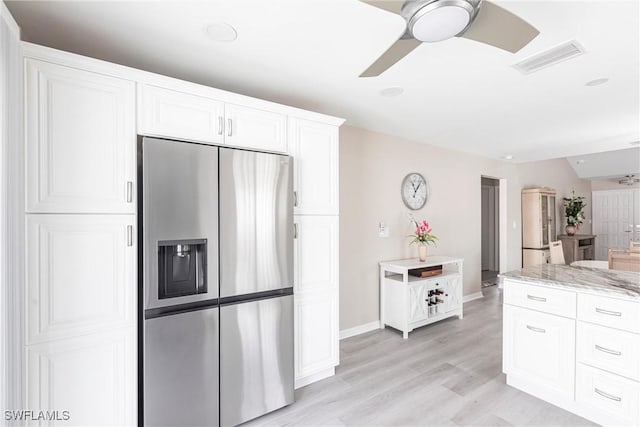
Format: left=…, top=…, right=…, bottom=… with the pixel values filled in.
left=225, top=104, right=287, bottom=152
left=26, top=329, right=136, bottom=427
left=138, top=84, right=224, bottom=144
left=26, top=215, right=136, bottom=344
left=294, top=293, right=338, bottom=380
left=294, top=216, right=338, bottom=294
left=288, top=118, right=338, bottom=215
left=503, top=305, right=575, bottom=397
left=26, top=59, right=135, bottom=213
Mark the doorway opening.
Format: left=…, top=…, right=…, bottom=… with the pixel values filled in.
left=481, top=177, right=500, bottom=287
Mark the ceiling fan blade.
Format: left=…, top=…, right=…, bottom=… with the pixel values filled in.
left=460, top=1, right=539, bottom=53
left=360, top=37, right=421, bottom=77
left=359, top=0, right=405, bottom=15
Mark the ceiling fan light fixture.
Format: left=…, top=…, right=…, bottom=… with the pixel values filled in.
left=408, top=0, right=474, bottom=43
left=619, top=175, right=640, bottom=186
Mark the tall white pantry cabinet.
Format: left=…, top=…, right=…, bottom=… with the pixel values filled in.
left=19, top=42, right=343, bottom=425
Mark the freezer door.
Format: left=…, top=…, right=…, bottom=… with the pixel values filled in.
left=142, top=137, right=219, bottom=309
left=220, top=295, right=294, bottom=426
left=144, top=307, right=219, bottom=426
left=219, top=148, right=293, bottom=297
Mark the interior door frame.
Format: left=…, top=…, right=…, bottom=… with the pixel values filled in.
left=481, top=175, right=507, bottom=274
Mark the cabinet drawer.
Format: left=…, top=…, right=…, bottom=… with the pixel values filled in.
left=577, top=321, right=640, bottom=381
left=503, top=305, right=575, bottom=398
left=578, top=294, right=640, bottom=333
left=503, top=280, right=576, bottom=318
left=576, top=363, right=640, bottom=427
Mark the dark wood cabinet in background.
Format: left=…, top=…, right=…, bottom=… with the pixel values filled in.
left=557, top=234, right=596, bottom=264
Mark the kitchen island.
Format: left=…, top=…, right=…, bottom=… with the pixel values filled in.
left=500, top=264, right=640, bottom=427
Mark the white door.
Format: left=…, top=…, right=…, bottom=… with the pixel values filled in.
left=293, top=215, right=339, bottom=295
left=294, top=293, right=338, bottom=382
left=293, top=215, right=339, bottom=386
left=224, top=103, right=287, bottom=152
left=592, top=190, right=639, bottom=260
left=137, top=84, right=224, bottom=144
left=288, top=118, right=339, bottom=215
left=26, top=329, right=136, bottom=427
left=25, top=214, right=136, bottom=344
left=25, top=59, right=136, bottom=213
left=503, top=305, right=575, bottom=398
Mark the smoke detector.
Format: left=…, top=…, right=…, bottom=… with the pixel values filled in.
left=619, top=175, right=640, bottom=185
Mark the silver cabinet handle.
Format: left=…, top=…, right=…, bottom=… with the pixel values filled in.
left=227, top=118, right=232, bottom=137
left=127, top=225, right=133, bottom=247
left=218, top=116, right=224, bottom=135
left=595, top=345, right=622, bottom=356
left=293, top=223, right=298, bottom=239
left=293, top=191, right=298, bottom=208
left=527, top=295, right=547, bottom=302
left=594, top=388, right=621, bottom=402
left=126, top=181, right=133, bottom=203
left=595, top=307, right=622, bottom=317
left=526, top=325, right=546, bottom=333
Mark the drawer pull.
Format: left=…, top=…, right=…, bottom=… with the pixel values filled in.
left=527, top=295, right=547, bottom=302
left=595, top=307, right=622, bottom=317
left=526, top=325, right=546, bottom=333
left=595, top=345, right=622, bottom=356
left=594, top=388, right=622, bottom=402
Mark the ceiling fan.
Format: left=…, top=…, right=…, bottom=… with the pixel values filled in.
left=359, top=0, right=540, bottom=77
left=619, top=175, right=640, bottom=185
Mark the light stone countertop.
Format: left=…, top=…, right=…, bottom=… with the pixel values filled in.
left=499, top=264, right=640, bottom=300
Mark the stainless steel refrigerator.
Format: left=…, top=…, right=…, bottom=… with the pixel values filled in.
left=140, top=137, right=294, bottom=427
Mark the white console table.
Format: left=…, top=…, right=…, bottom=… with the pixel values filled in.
left=379, top=256, right=464, bottom=339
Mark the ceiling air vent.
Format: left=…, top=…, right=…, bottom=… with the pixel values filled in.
left=513, top=40, right=586, bottom=75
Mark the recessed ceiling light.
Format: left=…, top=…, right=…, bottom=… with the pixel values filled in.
left=380, top=87, right=404, bottom=97
left=585, top=78, right=609, bottom=87
left=204, top=22, right=237, bottom=42
left=502, top=155, right=514, bottom=160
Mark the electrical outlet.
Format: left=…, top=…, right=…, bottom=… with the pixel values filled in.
left=378, top=222, right=389, bottom=238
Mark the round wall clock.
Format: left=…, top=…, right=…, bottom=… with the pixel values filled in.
left=401, top=173, right=428, bottom=210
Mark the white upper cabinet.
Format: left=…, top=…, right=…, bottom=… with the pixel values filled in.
left=288, top=118, right=339, bottom=215
left=138, top=84, right=224, bottom=144
left=224, top=103, right=287, bottom=152
left=25, top=59, right=135, bottom=213
left=138, top=84, right=287, bottom=152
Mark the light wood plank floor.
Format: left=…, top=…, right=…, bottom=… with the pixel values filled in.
left=246, top=287, right=595, bottom=426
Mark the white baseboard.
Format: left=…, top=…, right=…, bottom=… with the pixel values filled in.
left=463, top=292, right=484, bottom=303
left=339, top=320, right=381, bottom=340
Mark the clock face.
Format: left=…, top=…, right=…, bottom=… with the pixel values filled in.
left=401, top=173, right=428, bottom=210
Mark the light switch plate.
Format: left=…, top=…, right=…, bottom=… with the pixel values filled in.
left=378, top=222, right=389, bottom=238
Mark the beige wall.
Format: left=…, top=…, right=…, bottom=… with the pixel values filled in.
left=339, top=125, right=592, bottom=331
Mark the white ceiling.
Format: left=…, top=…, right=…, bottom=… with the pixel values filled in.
left=567, top=147, right=640, bottom=179
left=6, top=0, right=640, bottom=162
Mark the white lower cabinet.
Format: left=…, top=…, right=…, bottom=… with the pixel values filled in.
left=503, top=304, right=575, bottom=398
left=293, top=215, right=339, bottom=387
left=576, top=363, right=640, bottom=426
left=25, top=214, right=136, bottom=426
left=503, top=279, right=640, bottom=427
left=26, top=328, right=136, bottom=427
left=294, top=293, right=338, bottom=386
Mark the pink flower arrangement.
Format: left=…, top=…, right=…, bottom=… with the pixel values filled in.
left=408, top=214, right=438, bottom=246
